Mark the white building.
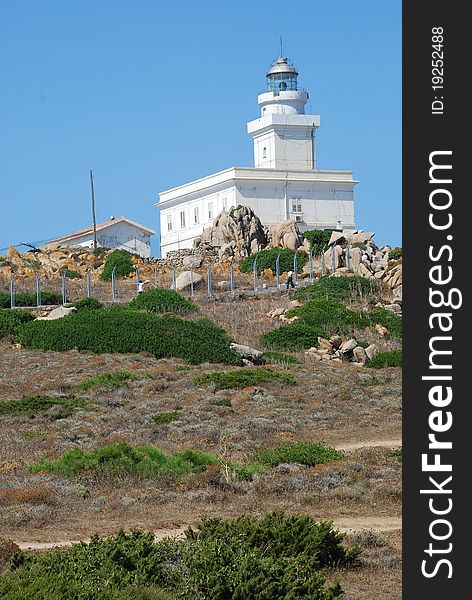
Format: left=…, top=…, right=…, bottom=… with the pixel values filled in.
left=157, top=54, right=357, bottom=257
left=45, top=216, right=155, bottom=258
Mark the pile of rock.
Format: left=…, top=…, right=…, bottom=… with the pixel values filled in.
left=305, top=336, right=379, bottom=365
left=266, top=300, right=302, bottom=324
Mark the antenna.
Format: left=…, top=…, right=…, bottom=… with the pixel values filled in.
left=89, top=169, right=97, bottom=249
left=280, top=35, right=283, bottom=57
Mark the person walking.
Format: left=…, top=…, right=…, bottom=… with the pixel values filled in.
left=137, top=280, right=150, bottom=294
left=286, top=270, right=295, bottom=290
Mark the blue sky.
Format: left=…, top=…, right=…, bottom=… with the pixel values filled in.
left=0, top=0, right=401, bottom=257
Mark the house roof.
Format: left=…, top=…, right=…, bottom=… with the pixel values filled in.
left=49, top=216, right=156, bottom=243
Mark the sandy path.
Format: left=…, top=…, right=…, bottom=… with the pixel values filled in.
left=336, top=438, right=402, bottom=452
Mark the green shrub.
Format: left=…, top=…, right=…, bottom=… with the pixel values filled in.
left=194, top=367, right=295, bottom=390
left=367, top=350, right=403, bottom=369
left=80, top=370, right=143, bottom=390
left=92, top=246, right=110, bottom=256
left=0, top=513, right=355, bottom=599
left=129, top=289, right=197, bottom=314
left=72, top=297, right=103, bottom=311
left=293, top=275, right=376, bottom=302
left=388, top=247, right=402, bottom=260
left=17, top=308, right=241, bottom=365
left=152, top=412, right=180, bottom=424
left=239, top=247, right=307, bottom=275
left=253, top=442, right=344, bottom=467
left=63, top=269, right=82, bottom=279
left=100, top=249, right=135, bottom=281
left=0, top=291, right=61, bottom=308
left=0, top=394, right=85, bottom=418
left=303, top=229, right=332, bottom=254
left=387, top=447, right=403, bottom=460
left=0, top=309, right=35, bottom=338
left=262, top=351, right=301, bottom=364
left=30, top=442, right=219, bottom=477
left=261, top=323, right=322, bottom=351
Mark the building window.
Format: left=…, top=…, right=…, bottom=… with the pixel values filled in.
left=180, top=211, right=186, bottom=228
left=194, top=206, right=199, bottom=224
left=222, top=197, right=228, bottom=211
left=291, top=198, right=302, bottom=213
left=208, top=202, right=213, bottom=220
left=166, top=215, right=173, bottom=231
left=262, top=146, right=267, bottom=159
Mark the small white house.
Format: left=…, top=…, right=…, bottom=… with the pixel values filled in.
left=46, top=216, right=156, bottom=258
left=157, top=54, right=358, bottom=258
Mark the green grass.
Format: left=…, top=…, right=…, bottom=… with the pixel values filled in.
left=0, top=512, right=357, bottom=599
left=387, top=448, right=403, bottom=460
left=17, top=307, right=241, bottom=365
left=261, top=323, right=323, bottom=351
left=0, top=395, right=86, bottom=418
left=239, top=247, right=307, bottom=274
left=152, top=412, right=181, bottom=425
left=29, top=442, right=219, bottom=477
left=367, top=350, right=403, bottom=368
left=71, top=297, right=103, bottom=311
left=80, top=370, right=144, bottom=390
left=0, top=309, right=35, bottom=338
left=254, top=442, right=344, bottom=467
left=0, top=291, right=62, bottom=309
left=293, top=275, right=377, bottom=302
left=194, top=367, right=295, bottom=390
left=128, top=289, right=197, bottom=314
left=262, top=351, right=302, bottom=365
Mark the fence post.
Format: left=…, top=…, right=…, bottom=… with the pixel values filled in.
left=293, top=250, right=298, bottom=287
left=230, top=259, right=235, bottom=294
left=253, top=256, right=258, bottom=292
left=172, top=265, right=177, bottom=291
left=86, top=271, right=92, bottom=298
left=135, top=267, right=140, bottom=296
left=331, top=247, right=336, bottom=274
left=10, top=274, right=15, bottom=308
left=321, top=249, right=326, bottom=276
left=309, top=251, right=314, bottom=283
left=276, top=253, right=280, bottom=289
left=62, top=271, right=67, bottom=305
left=190, top=269, right=194, bottom=298
left=112, top=266, right=117, bottom=302
left=35, top=273, right=41, bottom=307
left=346, top=241, right=351, bottom=271
left=207, top=264, right=212, bottom=296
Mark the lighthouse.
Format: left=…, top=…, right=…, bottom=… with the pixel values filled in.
left=247, top=55, right=320, bottom=170
left=157, top=52, right=357, bottom=258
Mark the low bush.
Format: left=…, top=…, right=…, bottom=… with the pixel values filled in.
left=262, top=351, right=301, bottom=364
left=0, top=513, right=356, bottom=599
left=62, top=269, right=82, bottom=279
left=30, top=442, right=219, bottom=478
left=0, top=395, right=85, bottom=418
left=367, top=350, right=403, bottom=369
left=261, top=322, right=322, bottom=351
left=387, top=447, right=403, bottom=460
left=253, top=442, right=344, bottom=467
left=72, top=297, right=103, bottom=311
left=17, top=308, right=241, bottom=365
left=0, top=291, right=61, bottom=308
left=239, top=248, right=307, bottom=275
left=152, top=412, right=180, bottom=425
left=293, top=275, right=376, bottom=303
left=303, top=229, right=332, bottom=254
left=80, top=370, right=143, bottom=390
left=100, top=249, right=135, bottom=281
left=129, top=289, right=197, bottom=314
left=388, top=247, right=402, bottom=260
left=0, top=309, right=35, bottom=339
left=194, top=367, right=295, bottom=390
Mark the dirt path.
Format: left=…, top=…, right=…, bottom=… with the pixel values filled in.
left=336, top=438, right=402, bottom=452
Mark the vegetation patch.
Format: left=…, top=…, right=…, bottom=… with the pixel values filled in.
left=129, top=288, right=197, bottom=314
left=254, top=441, right=344, bottom=467
left=100, top=249, right=135, bottom=281
left=262, top=351, right=302, bottom=364
left=261, top=322, right=322, bottom=351
left=0, top=309, right=35, bottom=339
left=0, top=512, right=357, bottom=599
left=387, top=447, right=403, bottom=460
left=293, top=275, right=376, bottom=303
left=0, top=394, right=85, bottom=419
left=303, top=229, right=332, bottom=254
left=367, top=350, right=403, bottom=369
left=152, top=412, right=181, bottom=425
left=194, top=367, right=295, bottom=390
left=17, top=307, right=241, bottom=365
left=0, top=291, right=61, bottom=309
left=239, top=247, right=307, bottom=275
left=72, top=297, right=103, bottom=311
left=30, top=442, right=219, bottom=478
left=80, top=370, right=144, bottom=390
left=62, top=269, right=82, bottom=279
left=388, top=247, right=402, bottom=260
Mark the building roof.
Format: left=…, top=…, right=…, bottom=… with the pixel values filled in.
left=49, top=216, right=156, bottom=244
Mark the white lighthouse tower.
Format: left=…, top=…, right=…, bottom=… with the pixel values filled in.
left=157, top=52, right=357, bottom=258
left=247, top=56, right=320, bottom=170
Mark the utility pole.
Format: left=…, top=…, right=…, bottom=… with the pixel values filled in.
left=89, top=169, right=97, bottom=249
